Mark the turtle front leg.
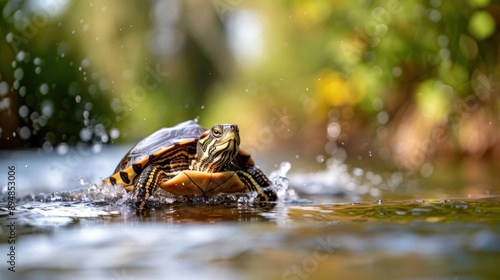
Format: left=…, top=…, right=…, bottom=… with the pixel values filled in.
left=132, top=164, right=168, bottom=208
left=236, top=167, right=278, bottom=202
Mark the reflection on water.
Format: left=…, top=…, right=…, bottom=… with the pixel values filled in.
left=1, top=197, right=500, bottom=279
left=0, top=149, right=500, bottom=279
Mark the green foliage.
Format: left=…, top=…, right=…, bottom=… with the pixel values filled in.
left=468, top=10, right=496, bottom=40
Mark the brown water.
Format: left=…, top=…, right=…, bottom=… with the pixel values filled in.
left=1, top=150, right=500, bottom=280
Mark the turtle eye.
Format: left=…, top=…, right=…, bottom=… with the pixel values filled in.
left=212, top=126, right=223, bottom=137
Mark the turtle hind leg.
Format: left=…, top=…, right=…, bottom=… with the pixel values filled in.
left=236, top=167, right=278, bottom=202
left=132, top=164, right=167, bottom=209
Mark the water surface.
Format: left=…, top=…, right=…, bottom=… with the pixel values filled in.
left=1, top=149, right=499, bottom=279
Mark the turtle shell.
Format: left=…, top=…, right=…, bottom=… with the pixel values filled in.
left=104, top=120, right=257, bottom=195
left=116, top=121, right=204, bottom=171
left=104, top=120, right=203, bottom=190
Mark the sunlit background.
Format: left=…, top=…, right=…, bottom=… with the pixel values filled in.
left=1, top=0, right=499, bottom=179
left=2, top=2, right=500, bottom=279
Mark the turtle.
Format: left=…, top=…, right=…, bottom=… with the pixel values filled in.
left=103, top=120, right=277, bottom=208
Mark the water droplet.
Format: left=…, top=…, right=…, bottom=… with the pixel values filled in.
left=19, top=86, right=26, bottom=96
left=369, top=150, right=372, bottom=157
left=81, top=58, right=90, bottom=68
left=437, top=35, right=449, bottom=47
left=18, top=105, right=29, bottom=118
left=0, top=97, right=10, bottom=110
left=56, top=143, right=69, bottom=155
left=316, top=155, right=325, bottom=163
left=79, top=127, right=92, bottom=141
left=5, top=32, right=13, bottom=43
left=0, top=81, right=9, bottom=96
left=40, top=83, right=49, bottom=95
left=370, top=188, right=381, bottom=197
left=41, top=100, right=54, bottom=117
left=42, top=141, right=53, bottom=152
left=16, top=51, right=25, bottom=61
left=110, top=128, right=120, bottom=139
left=38, top=115, right=47, bottom=127
left=14, top=68, right=24, bottom=80
left=392, top=67, right=402, bottom=77
left=25, top=164, right=28, bottom=168
left=92, top=143, right=102, bottom=153
left=439, top=48, right=450, bottom=60
left=19, top=126, right=31, bottom=139
left=327, top=122, right=341, bottom=139
left=377, top=111, right=389, bottom=124
left=353, top=167, right=364, bottom=177
left=428, top=9, right=441, bottom=22
left=279, top=161, right=291, bottom=174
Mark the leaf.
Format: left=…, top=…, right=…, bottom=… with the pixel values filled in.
left=467, top=0, right=490, bottom=8
left=468, top=11, right=496, bottom=40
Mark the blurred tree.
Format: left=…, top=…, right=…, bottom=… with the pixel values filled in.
left=202, top=0, right=500, bottom=170
left=0, top=0, right=117, bottom=150
left=0, top=0, right=232, bottom=149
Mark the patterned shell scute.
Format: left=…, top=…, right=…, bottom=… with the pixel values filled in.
left=114, top=120, right=205, bottom=172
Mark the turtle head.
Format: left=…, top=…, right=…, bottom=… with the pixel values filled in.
left=194, top=124, right=240, bottom=172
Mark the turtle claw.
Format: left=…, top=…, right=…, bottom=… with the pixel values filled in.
left=133, top=199, right=148, bottom=209
left=254, top=188, right=278, bottom=203
left=263, top=188, right=278, bottom=201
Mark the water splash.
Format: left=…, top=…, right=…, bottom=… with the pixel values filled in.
left=287, top=158, right=390, bottom=200
left=101, top=161, right=296, bottom=208
left=83, top=179, right=127, bottom=202
left=268, top=161, right=297, bottom=201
